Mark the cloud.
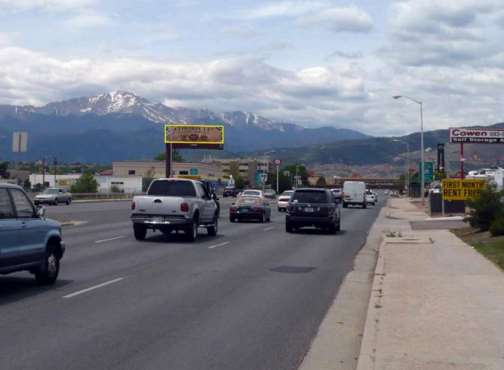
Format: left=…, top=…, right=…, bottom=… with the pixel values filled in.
left=300, top=6, right=373, bottom=33
left=0, top=0, right=96, bottom=12
left=326, top=51, right=364, bottom=60
left=0, top=46, right=369, bottom=126
left=241, top=1, right=373, bottom=33
left=63, top=12, right=111, bottom=28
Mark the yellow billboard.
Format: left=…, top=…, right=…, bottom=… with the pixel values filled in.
left=164, top=124, right=224, bottom=149
left=442, top=179, right=486, bottom=201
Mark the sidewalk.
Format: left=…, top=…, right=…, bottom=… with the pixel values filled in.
left=357, top=198, right=504, bottom=370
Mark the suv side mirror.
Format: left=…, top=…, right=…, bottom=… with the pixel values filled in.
left=37, top=206, right=46, bottom=218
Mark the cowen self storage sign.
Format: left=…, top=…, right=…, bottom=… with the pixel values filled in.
left=442, top=179, right=486, bottom=201
left=449, top=128, right=504, bottom=144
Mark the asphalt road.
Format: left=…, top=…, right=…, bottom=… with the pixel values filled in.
left=0, top=197, right=383, bottom=370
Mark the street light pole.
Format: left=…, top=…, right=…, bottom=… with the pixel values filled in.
left=393, top=95, right=425, bottom=205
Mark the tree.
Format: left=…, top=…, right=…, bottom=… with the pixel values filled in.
left=154, top=150, right=184, bottom=162
left=316, top=176, right=327, bottom=187
left=0, top=161, right=9, bottom=179
left=70, top=172, right=98, bottom=193
left=234, top=175, right=245, bottom=190
left=467, top=185, right=504, bottom=232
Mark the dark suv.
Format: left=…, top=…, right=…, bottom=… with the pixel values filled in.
left=0, top=184, right=65, bottom=284
left=285, top=188, right=341, bottom=233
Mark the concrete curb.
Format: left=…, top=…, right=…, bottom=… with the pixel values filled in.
left=355, top=238, right=386, bottom=370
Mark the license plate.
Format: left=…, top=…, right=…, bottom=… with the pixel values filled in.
left=238, top=208, right=249, bottom=213
left=304, top=207, right=314, bottom=212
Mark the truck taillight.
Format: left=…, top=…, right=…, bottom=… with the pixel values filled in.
left=131, top=201, right=136, bottom=210
left=180, top=202, right=189, bottom=212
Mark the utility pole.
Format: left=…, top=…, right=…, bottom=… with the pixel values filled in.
left=42, top=158, right=46, bottom=189
left=53, top=157, right=57, bottom=187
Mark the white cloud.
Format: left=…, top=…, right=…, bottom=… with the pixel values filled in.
left=0, top=47, right=369, bottom=126
left=63, top=12, right=111, bottom=28
left=301, top=6, right=373, bottom=33
left=0, top=0, right=96, bottom=12
left=241, top=1, right=373, bottom=33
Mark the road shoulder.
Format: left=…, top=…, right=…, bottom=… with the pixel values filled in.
left=299, top=205, right=388, bottom=370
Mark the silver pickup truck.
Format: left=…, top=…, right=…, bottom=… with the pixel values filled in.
left=131, top=178, right=219, bottom=241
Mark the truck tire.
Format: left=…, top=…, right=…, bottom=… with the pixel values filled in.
left=134, top=224, right=147, bottom=241
left=362, top=202, right=367, bottom=209
left=207, top=215, right=218, bottom=236
left=186, top=217, right=199, bottom=242
left=35, top=247, right=60, bottom=285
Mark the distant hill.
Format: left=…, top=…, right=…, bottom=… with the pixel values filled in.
left=264, top=123, right=504, bottom=168
left=0, top=91, right=369, bottom=163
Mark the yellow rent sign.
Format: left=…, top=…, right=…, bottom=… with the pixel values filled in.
left=442, top=179, right=486, bottom=201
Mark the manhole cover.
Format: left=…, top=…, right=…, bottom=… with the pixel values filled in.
left=270, top=266, right=316, bottom=274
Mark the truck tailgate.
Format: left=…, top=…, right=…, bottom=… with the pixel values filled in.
left=133, top=196, right=186, bottom=216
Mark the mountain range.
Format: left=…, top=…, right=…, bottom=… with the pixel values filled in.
left=0, top=91, right=368, bottom=163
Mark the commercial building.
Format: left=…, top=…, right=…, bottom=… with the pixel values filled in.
left=212, top=158, right=270, bottom=187
left=29, top=174, right=143, bottom=193
left=112, top=161, right=224, bottom=181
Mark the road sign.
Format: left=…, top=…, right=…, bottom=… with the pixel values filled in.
left=442, top=179, right=486, bottom=201
left=274, top=159, right=281, bottom=166
left=12, top=132, right=28, bottom=153
left=165, top=124, right=224, bottom=149
left=419, top=161, right=434, bottom=183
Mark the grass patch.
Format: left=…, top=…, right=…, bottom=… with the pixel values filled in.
left=453, top=227, right=504, bottom=270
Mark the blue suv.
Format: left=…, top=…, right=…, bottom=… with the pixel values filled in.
left=0, top=184, right=65, bottom=284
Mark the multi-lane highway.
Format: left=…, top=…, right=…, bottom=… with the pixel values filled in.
left=0, top=197, right=383, bottom=370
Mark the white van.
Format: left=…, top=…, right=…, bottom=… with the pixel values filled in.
left=342, top=181, right=367, bottom=208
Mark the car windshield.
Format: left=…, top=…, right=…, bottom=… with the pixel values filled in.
left=43, top=189, right=59, bottom=194
left=292, top=190, right=328, bottom=203
left=148, top=180, right=196, bottom=197
left=281, top=191, right=294, bottom=197
left=237, top=197, right=261, bottom=205
left=242, top=190, right=261, bottom=197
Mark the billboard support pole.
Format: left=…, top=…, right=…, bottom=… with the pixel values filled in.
left=460, top=143, right=464, bottom=180
left=165, top=143, right=172, bottom=178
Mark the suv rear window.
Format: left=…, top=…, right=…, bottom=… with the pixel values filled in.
left=148, top=180, right=196, bottom=197
left=291, top=190, right=328, bottom=204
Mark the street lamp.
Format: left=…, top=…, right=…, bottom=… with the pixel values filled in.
left=393, top=139, right=410, bottom=197
left=393, top=95, right=425, bottom=204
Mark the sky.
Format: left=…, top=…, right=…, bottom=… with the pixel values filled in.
left=1, top=0, right=504, bottom=136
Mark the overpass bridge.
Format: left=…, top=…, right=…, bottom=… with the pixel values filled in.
left=331, top=178, right=403, bottom=190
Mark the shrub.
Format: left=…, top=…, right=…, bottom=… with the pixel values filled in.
left=490, top=215, right=504, bottom=236
left=70, top=172, right=98, bottom=193
left=467, top=185, right=503, bottom=232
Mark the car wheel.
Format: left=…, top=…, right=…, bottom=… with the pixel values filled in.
left=134, top=224, right=147, bottom=241
left=66, top=199, right=71, bottom=205
left=207, top=215, right=218, bottom=236
left=343, top=203, right=348, bottom=208
left=35, top=248, right=60, bottom=285
left=229, top=217, right=235, bottom=223
left=335, top=220, right=341, bottom=232
left=186, top=218, right=198, bottom=242
left=362, top=203, right=367, bottom=209
left=261, top=212, right=266, bottom=223
left=286, top=222, right=294, bottom=233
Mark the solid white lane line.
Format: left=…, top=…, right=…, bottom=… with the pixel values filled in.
left=208, top=241, right=231, bottom=249
left=63, top=277, right=124, bottom=299
left=264, top=226, right=274, bottom=231
left=95, top=236, right=125, bottom=244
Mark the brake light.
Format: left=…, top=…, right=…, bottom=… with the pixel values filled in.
left=131, top=201, right=136, bottom=210
left=180, top=202, right=189, bottom=212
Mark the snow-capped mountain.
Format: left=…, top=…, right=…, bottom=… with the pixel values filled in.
left=0, top=91, right=370, bottom=163
left=0, top=91, right=306, bottom=131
